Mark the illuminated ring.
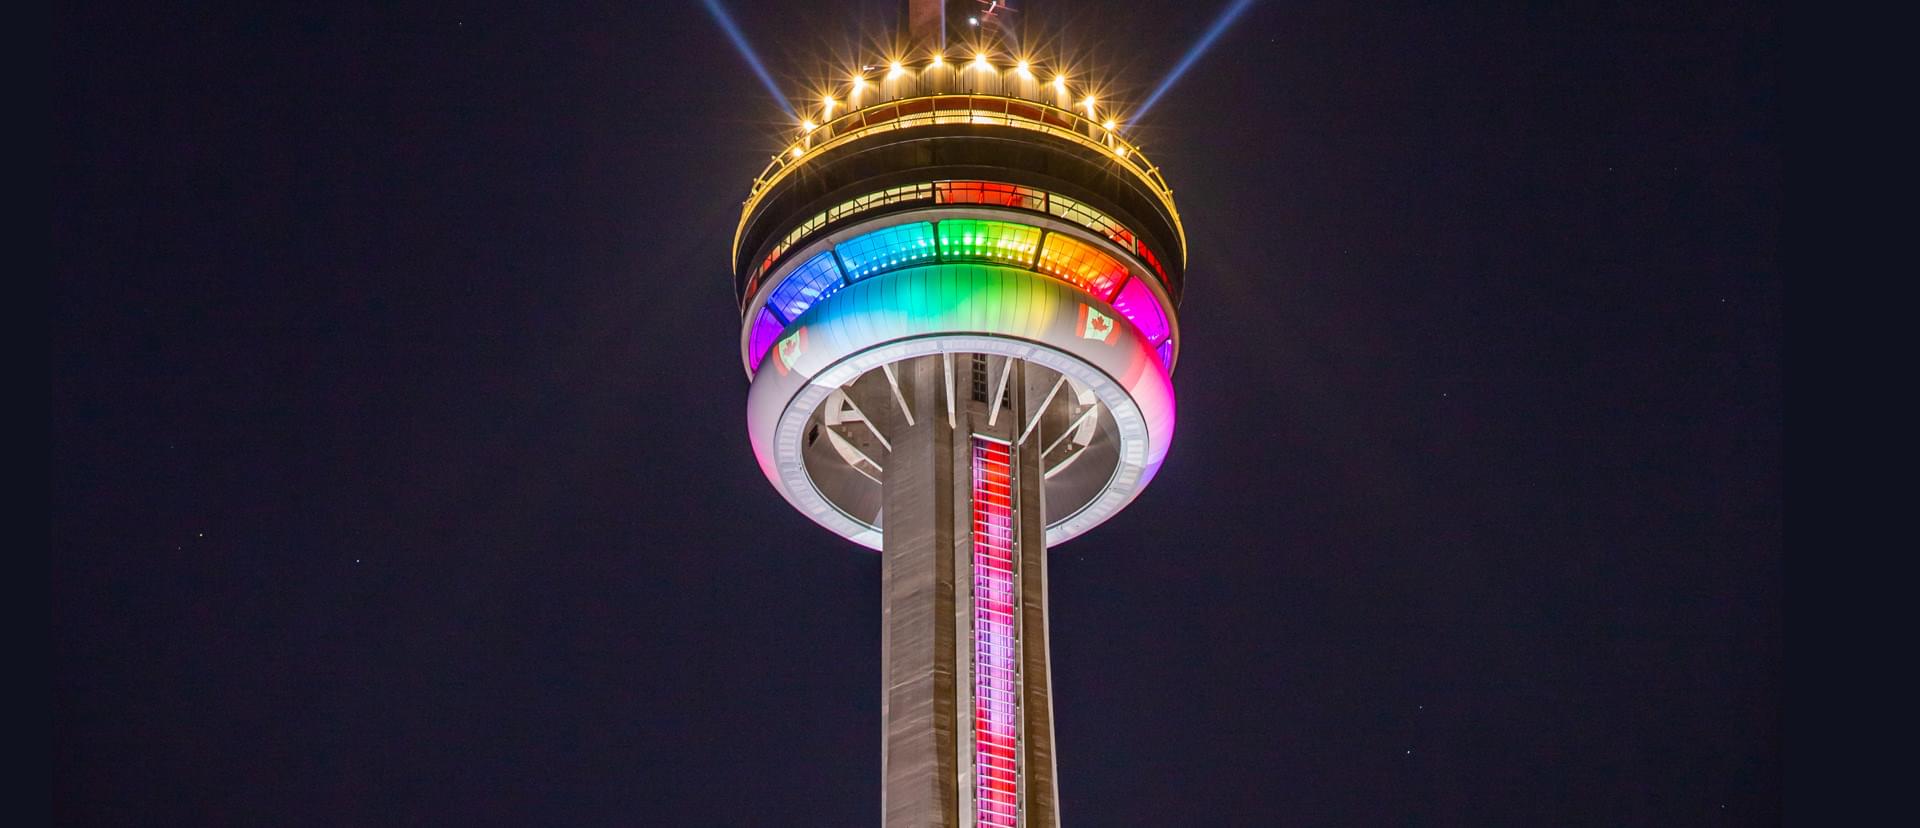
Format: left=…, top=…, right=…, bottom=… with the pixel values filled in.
left=739, top=206, right=1181, bottom=376
left=745, top=264, right=1175, bottom=550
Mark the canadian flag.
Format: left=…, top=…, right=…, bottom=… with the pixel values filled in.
left=774, top=327, right=808, bottom=375
left=1076, top=304, right=1119, bottom=344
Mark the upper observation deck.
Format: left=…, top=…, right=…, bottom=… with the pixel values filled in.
left=732, top=54, right=1186, bottom=282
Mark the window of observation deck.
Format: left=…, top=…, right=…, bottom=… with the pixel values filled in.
left=766, top=251, right=845, bottom=322
left=835, top=222, right=937, bottom=280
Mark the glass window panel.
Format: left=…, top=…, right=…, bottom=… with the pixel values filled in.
left=834, top=222, right=937, bottom=280
left=936, top=219, right=1041, bottom=267
left=746, top=308, right=785, bottom=373
left=1138, top=243, right=1168, bottom=283
left=935, top=180, right=1045, bottom=211
left=1036, top=233, right=1126, bottom=300
left=748, top=181, right=1174, bottom=321
left=1110, top=276, right=1171, bottom=345
left=766, top=251, right=845, bottom=320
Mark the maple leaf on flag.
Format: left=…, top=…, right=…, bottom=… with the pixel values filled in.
left=773, top=327, right=808, bottom=375
left=1077, top=304, right=1119, bottom=344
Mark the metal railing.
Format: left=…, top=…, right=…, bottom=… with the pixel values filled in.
left=733, top=94, right=1186, bottom=273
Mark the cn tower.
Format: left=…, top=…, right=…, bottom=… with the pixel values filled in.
left=731, top=3, right=1186, bottom=824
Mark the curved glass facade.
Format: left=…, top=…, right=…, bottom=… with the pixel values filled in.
left=766, top=251, right=844, bottom=322
left=936, top=219, right=1041, bottom=266
left=745, top=309, right=786, bottom=373
left=836, top=221, right=936, bottom=280
left=751, top=219, right=1175, bottom=372
left=749, top=180, right=1174, bottom=296
left=1036, top=233, right=1126, bottom=301
left=1109, top=274, right=1172, bottom=346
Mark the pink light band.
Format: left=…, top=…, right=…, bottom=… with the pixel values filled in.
left=971, top=436, right=1019, bottom=826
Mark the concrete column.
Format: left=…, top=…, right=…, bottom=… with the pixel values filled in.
left=1012, top=361, right=1062, bottom=828
left=880, top=354, right=1060, bottom=828
left=882, top=356, right=963, bottom=827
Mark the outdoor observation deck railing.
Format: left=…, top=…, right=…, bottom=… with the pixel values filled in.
left=734, top=94, right=1186, bottom=273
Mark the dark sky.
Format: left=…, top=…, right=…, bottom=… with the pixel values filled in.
left=53, top=1, right=1781, bottom=824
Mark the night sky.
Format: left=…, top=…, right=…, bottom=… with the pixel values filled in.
left=53, top=1, right=1781, bottom=824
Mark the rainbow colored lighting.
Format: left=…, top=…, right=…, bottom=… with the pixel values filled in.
left=836, top=222, right=936, bottom=279
left=743, top=264, right=1177, bottom=539
left=1109, top=274, right=1171, bottom=345
left=751, top=179, right=1174, bottom=295
left=745, top=308, right=785, bottom=373
left=750, top=217, right=1178, bottom=378
left=1037, top=233, right=1126, bottom=300
left=971, top=436, right=1019, bottom=826
left=937, top=219, right=1041, bottom=266
left=767, top=251, right=844, bottom=321
left=936, top=180, right=1047, bottom=212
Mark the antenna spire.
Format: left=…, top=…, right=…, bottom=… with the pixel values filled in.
left=907, top=0, right=945, bottom=51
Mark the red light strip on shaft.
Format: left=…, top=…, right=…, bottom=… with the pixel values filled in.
left=970, top=436, right=1019, bottom=826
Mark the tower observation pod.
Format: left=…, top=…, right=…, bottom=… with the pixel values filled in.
left=731, top=13, right=1187, bottom=826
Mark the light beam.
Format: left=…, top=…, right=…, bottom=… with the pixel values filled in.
left=699, top=0, right=795, bottom=118
left=1134, top=0, right=1258, bottom=120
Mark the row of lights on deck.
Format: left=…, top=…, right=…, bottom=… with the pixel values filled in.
left=787, top=53, right=1126, bottom=160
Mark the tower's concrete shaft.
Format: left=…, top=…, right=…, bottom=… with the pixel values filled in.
left=879, top=355, right=1062, bottom=827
